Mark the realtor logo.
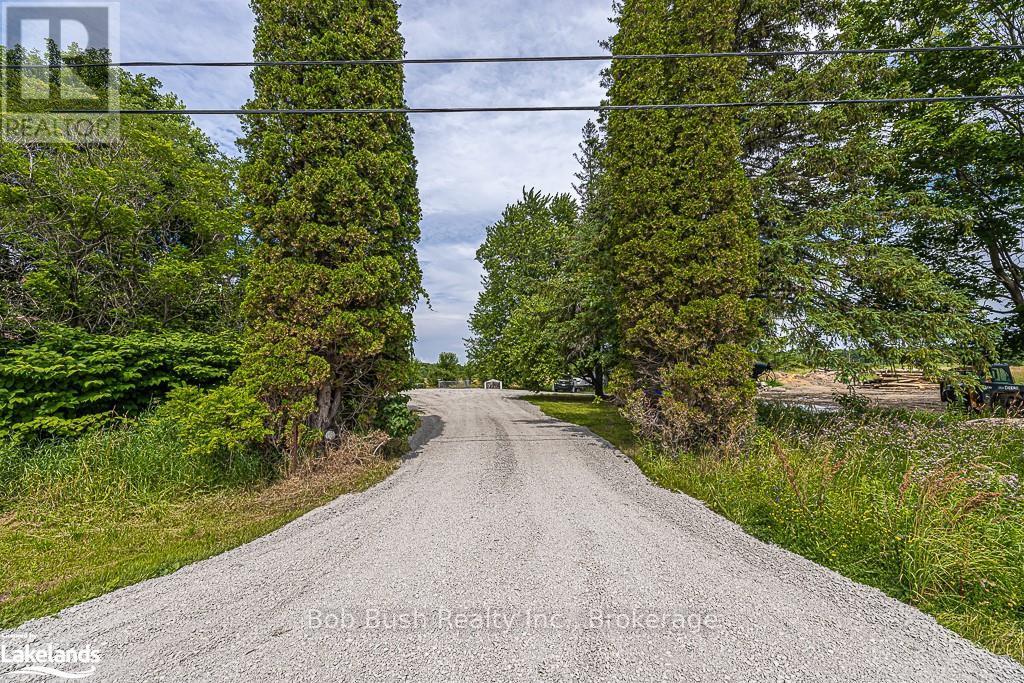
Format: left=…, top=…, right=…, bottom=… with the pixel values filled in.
left=1, top=633, right=101, bottom=679
left=1, top=0, right=120, bottom=142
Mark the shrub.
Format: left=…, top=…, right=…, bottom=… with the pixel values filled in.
left=0, top=68, right=246, bottom=344
left=152, top=384, right=272, bottom=475
left=375, top=394, right=419, bottom=442
left=0, top=327, right=239, bottom=440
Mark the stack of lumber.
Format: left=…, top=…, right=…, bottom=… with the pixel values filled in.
left=863, top=370, right=932, bottom=391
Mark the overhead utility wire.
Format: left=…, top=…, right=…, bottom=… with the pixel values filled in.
left=41, top=93, right=1024, bottom=115
left=3, top=44, right=1024, bottom=69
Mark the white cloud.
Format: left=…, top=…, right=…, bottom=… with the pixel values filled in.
left=116, top=0, right=614, bottom=359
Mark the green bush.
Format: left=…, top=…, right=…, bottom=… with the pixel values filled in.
left=0, top=327, right=239, bottom=440
left=152, top=384, right=272, bottom=473
left=375, top=394, right=419, bottom=442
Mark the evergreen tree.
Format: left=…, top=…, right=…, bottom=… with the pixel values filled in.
left=749, top=52, right=997, bottom=377
left=465, top=129, right=617, bottom=395
left=840, top=0, right=1024, bottom=354
left=238, top=0, right=422, bottom=463
left=736, top=7, right=998, bottom=377
left=556, top=120, right=617, bottom=396
left=604, top=0, right=761, bottom=451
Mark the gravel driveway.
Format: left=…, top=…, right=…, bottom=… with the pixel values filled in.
left=3, top=389, right=1022, bottom=682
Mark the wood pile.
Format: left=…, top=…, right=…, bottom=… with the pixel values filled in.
left=863, top=370, right=933, bottom=391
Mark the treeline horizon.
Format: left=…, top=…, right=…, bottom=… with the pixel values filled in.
left=2, top=0, right=1021, bottom=456
left=466, top=0, right=1020, bottom=449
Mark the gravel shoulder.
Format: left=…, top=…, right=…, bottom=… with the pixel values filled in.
left=2, top=389, right=1022, bottom=682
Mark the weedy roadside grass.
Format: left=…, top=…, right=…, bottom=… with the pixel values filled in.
left=524, top=394, right=637, bottom=451
left=0, top=421, right=397, bottom=627
left=524, top=395, right=1024, bottom=664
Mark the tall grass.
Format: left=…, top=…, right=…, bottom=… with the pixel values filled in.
left=643, top=406, right=1024, bottom=661
left=0, top=415, right=270, bottom=515
left=526, top=396, right=1024, bottom=663
left=0, top=411, right=397, bottom=627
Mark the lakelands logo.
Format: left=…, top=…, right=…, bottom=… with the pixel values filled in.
left=1, top=634, right=100, bottom=679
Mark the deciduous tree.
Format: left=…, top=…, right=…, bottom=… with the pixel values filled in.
left=466, top=190, right=577, bottom=389
left=840, top=0, right=1024, bottom=354
left=738, top=8, right=999, bottom=376
left=0, top=72, right=243, bottom=342
left=435, top=352, right=461, bottom=382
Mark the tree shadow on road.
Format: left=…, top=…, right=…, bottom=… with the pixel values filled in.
left=405, top=414, right=444, bottom=461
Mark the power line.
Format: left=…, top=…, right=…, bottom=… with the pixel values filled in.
left=3, top=44, right=1024, bottom=69
left=37, top=94, right=1024, bottom=115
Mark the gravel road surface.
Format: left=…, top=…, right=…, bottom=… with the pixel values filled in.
left=3, top=389, right=1022, bottom=682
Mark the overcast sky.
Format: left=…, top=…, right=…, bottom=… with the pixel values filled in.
left=116, top=1, right=613, bottom=362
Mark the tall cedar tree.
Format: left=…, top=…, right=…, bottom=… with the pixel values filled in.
left=605, top=0, right=761, bottom=451
left=239, top=0, right=422, bottom=462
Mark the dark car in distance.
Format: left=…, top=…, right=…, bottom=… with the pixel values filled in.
left=553, top=379, right=575, bottom=393
left=553, top=378, right=593, bottom=393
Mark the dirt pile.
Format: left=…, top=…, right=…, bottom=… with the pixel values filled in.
left=759, top=370, right=943, bottom=412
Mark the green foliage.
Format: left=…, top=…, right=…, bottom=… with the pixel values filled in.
left=729, top=1, right=999, bottom=379
left=0, top=68, right=246, bottom=341
left=0, top=327, right=239, bottom=440
left=374, top=394, right=418, bottom=441
left=605, top=0, right=761, bottom=451
left=750, top=88, right=997, bottom=380
left=408, top=353, right=468, bottom=388
left=153, top=385, right=272, bottom=470
left=467, top=189, right=580, bottom=389
left=839, top=0, right=1024, bottom=353
left=0, top=409, right=268, bottom=511
left=238, top=0, right=422, bottom=459
left=643, top=407, right=1024, bottom=663
left=435, top=352, right=462, bottom=382
left=464, top=125, right=616, bottom=397
left=554, top=121, right=618, bottom=396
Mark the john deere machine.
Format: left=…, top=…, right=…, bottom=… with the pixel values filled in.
left=940, top=363, right=1024, bottom=410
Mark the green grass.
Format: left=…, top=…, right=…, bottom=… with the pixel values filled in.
left=0, top=418, right=397, bottom=627
left=524, top=395, right=1024, bottom=664
left=526, top=394, right=637, bottom=451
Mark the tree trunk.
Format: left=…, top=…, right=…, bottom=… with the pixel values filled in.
left=312, top=382, right=341, bottom=433
left=986, top=239, right=1024, bottom=312
left=593, top=362, right=606, bottom=398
